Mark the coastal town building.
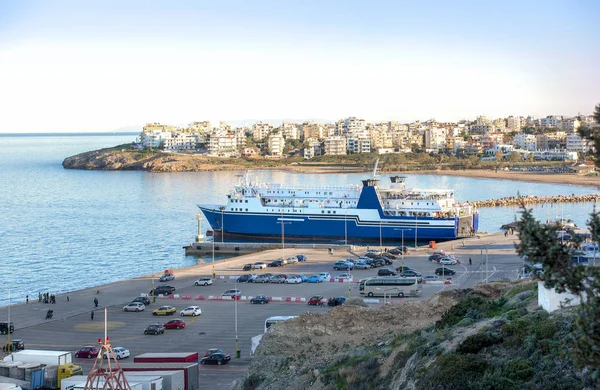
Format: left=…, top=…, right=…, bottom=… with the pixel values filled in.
left=252, top=123, right=273, bottom=141
left=208, top=130, right=240, bottom=157
left=507, top=116, right=522, bottom=132
left=302, top=122, right=324, bottom=141
left=267, top=131, right=285, bottom=157
left=324, top=136, right=347, bottom=155
left=566, top=134, right=591, bottom=153
left=347, top=137, right=371, bottom=154
left=514, top=134, right=537, bottom=151
left=281, top=122, right=299, bottom=140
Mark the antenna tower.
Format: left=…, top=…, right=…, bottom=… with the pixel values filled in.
left=83, top=308, right=132, bottom=390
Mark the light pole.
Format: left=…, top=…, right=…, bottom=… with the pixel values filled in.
left=151, top=250, right=155, bottom=303
left=344, top=212, right=348, bottom=247
left=212, top=234, right=215, bottom=279
left=221, top=208, right=224, bottom=244
left=2, top=287, right=18, bottom=351
left=234, top=280, right=240, bottom=359
left=414, top=214, right=418, bottom=249
left=379, top=221, right=382, bottom=253
left=277, top=210, right=291, bottom=260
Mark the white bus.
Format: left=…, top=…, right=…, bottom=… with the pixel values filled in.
left=264, top=316, right=298, bottom=333
left=359, top=277, right=422, bottom=298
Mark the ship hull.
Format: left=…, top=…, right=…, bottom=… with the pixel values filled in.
left=199, top=207, right=461, bottom=242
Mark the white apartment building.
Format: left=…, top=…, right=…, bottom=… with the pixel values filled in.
left=252, top=123, right=273, bottom=141
left=138, top=130, right=172, bottom=149
left=267, top=132, right=285, bottom=157
left=302, top=122, right=324, bottom=140
left=559, top=118, right=581, bottom=132
left=208, top=130, right=240, bottom=157
left=343, top=117, right=367, bottom=138
left=187, top=121, right=212, bottom=133
left=540, top=116, right=559, bottom=128
left=507, top=116, right=522, bottom=132
left=370, top=123, right=394, bottom=148
left=324, top=136, right=347, bottom=155
left=347, top=137, right=371, bottom=154
left=566, top=134, right=591, bottom=153
left=162, top=133, right=200, bottom=152
left=514, top=134, right=538, bottom=151
left=303, top=141, right=322, bottom=159
left=469, top=124, right=493, bottom=135
left=281, top=122, right=299, bottom=140
left=424, top=128, right=447, bottom=152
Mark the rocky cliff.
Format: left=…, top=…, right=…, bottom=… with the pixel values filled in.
left=235, top=282, right=591, bottom=390
left=62, top=145, right=252, bottom=172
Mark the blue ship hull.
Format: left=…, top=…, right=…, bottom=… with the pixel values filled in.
left=199, top=207, right=459, bottom=242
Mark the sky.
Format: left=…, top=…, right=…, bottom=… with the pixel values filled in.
left=0, top=1, right=598, bottom=133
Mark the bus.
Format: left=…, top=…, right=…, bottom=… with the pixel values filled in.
left=264, top=316, right=298, bottom=333
left=359, top=277, right=422, bottom=298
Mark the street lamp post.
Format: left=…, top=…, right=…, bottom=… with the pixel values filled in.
left=221, top=208, right=224, bottom=244
left=379, top=221, right=382, bottom=253
left=344, top=212, right=348, bottom=247
left=278, top=210, right=291, bottom=260
left=234, top=280, right=240, bottom=359
left=151, top=250, right=155, bottom=303
left=212, top=235, right=215, bottom=279
left=414, top=214, right=418, bottom=249
left=2, top=287, right=18, bottom=351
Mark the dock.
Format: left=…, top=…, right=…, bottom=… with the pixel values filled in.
left=184, top=241, right=352, bottom=255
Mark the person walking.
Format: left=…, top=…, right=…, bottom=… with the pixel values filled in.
left=468, top=257, right=472, bottom=265
left=66, top=294, right=70, bottom=302
left=93, top=297, right=98, bottom=308
left=26, top=295, right=29, bottom=304
left=90, top=310, right=94, bottom=320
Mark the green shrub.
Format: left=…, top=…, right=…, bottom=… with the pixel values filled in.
left=504, top=358, right=534, bottom=381
left=416, top=353, right=490, bottom=390
left=457, top=332, right=503, bottom=354
left=471, top=370, right=520, bottom=390
left=242, top=373, right=264, bottom=390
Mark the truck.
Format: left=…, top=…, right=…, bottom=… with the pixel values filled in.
left=2, top=350, right=83, bottom=389
left=133, top=353, right=198, bottom=364
left=119, top=362, right=198, bottom=390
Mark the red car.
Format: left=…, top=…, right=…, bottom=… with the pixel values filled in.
left=164, top=319, right=186, bottom=329
left=308, top=295, right=325, bottom=306
left=75, top=346, right=100, bottom=359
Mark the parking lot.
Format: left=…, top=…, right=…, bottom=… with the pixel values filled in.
left=0, top=232, right=523, bottom=389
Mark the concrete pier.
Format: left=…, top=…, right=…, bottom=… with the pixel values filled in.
left=185, top=242, right=351, bottom=255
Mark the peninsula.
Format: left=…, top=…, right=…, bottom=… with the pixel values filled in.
left=63, top=145, right=600, bottom=189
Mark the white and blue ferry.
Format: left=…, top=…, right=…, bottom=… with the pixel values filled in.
left=198, top=167, right=479, bottom=243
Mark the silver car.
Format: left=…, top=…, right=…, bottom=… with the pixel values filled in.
left=123, top=302, right=145, bottom=312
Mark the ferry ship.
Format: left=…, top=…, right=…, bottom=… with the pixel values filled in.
left=198, top=166, right=479, bottom=242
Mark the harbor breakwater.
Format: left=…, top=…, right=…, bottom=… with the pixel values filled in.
left=472, top=193, right=600, bottom=208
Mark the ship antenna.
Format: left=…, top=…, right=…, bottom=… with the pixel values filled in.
left=372, top=159, right=379, bottom=179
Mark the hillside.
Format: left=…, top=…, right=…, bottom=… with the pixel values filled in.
left=235, top=282, right=594, bottom=390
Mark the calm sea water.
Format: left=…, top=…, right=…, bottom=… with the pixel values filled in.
left=0, top=134, right=598, bottom=306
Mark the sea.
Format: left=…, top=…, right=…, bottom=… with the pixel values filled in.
left=1, top=133, right=599, bottom=306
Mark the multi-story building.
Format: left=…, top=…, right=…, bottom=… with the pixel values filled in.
left=540, top=116, right=559, bottom=128
left=370, top=123, right=393, bottom=148
left=208, top=130, right=240, bottom=157
left=347, top=137, right=371, bottom=154
left=507, top=116, right=522, bottom=132
left=566, top=134, right=591, bottom=153
left=423, top=128, right=447, bottom=152
left=281, top=122, right=299, bottom=140
left=536, top=134, right=549, bottom=150
left=343, top=117, right=367, bottom=138
left=559, top=118, right=581, bottom=132
left=162, top=133, right=200, bottom=152
left=187, top=121, right=212, bottom=133
left=303, top=141, right=323, bottom=159
left=480, top=132, right=504, bottom=151
left=492, top=118, right=507, bottom=130
left=302, top=122, right=324, bottom=141
left=514, top=134, right=537, bottom=151
left=267, top=131, right=285, bottom=157
left=324, top=136, right=347, bottom=155
left=252, top=122, right=273, bottom=141
left=475, top=116, right=491, bottom=126
left=469, top=124, right=493, bottom=135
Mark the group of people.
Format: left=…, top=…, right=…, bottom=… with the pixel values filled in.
left=39, top=292, right=56, bottom=304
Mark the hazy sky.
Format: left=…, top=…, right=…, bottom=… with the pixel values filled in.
left=1, top=1, right=598, bottom=133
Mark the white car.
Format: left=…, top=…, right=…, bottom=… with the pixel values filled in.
left=104, top=347, right=130, bottom=360
left=285, top=276, right=302, bottom=284
left=319, top=272, right=332, bottom=280
left=286, top=256, right=298, bottom=264
left=254, top=262, right=267, bottom=269
left=123, top=302, right=145, bottom=312
left=354, top=262, right=370, bottom=270
left=336, top=273, right=354, bottom=281
left=423, top=275, right=440, bottom=281
left=439, top=257, right=458, bottom=266
left=195, top=277, right=213, bottom=286
left=180, top=306, right=202, bottom=316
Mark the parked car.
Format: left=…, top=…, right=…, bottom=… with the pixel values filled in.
left=423, top=275, right=439, bottom=281
left=389, top=246, right=408, bottom=255
left=285, top=275, right=302, bottom=284
left=250, top=295, right=270, bottom=304
left=75, top=346, right=100, bottom=359
left=123, top=302, right=145, bottom=312
left=439, top=257, right=458, bottom=266
left=395, top=266, right=416, bottom=273
left=200, top=353, right=231, bottom=365
left=333, top=261, right=353, bottom=271
left=319, top=272, right=332, bottom=280
left=222, top=289, right=241, bottom=297
left=378, top=268, right=397, bottom=276
left=243, top=263, right=253, bottom=271
left=308, top=274, right=324, bottom=283
left=297, top=274, right=309, bottom=282
left=159, top=273, right=175, bottom=282
left=435, top=267, right=456, bottom=276
left=204, top=348, right=224, bottom=357
left=164, top=319, right=186, bottom=329
left=237, top=274, right=253, bottom=283
left=354, top=262, right=370, bottom=270
left=270, top=275, right=287, bottom=284
left=132, top=296, right=151, bottom=306
left=253, top=262, right=267, bottom=269
left=144, top=323, right=165, bottom=335
left=297, top=254, right=307, bottom=261
left=150, top=285, right=175, bottom=296
left=366, top=249, right=382, bottom=257
left=371, top=258, right=385, bottom=267
left=153, top=305, right=177, bottom=316
left=180, top=306, right=202, bottom=316
left=336, top=273, right=353, bottom=281
left=382, top=257, right=394, bottom=265
left=104, top=347, right=130, bottom=360
left=327, top=297, right=346, bottom=307
left=399, top=270, right=422, bottom=278
left=254, top=274, right=271, bottom=283
left=429, top=255, right=443, bottom=262
left=195, top=277, right=213, bottom=286
left=286, top=256, right=299, bottom=264
left=383, top=253, right=397, bottom=260
left=308, top=295, right=325, bottom=306
left=268, top=260, right=283, bottom=267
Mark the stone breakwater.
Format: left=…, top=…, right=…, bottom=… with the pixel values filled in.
left=472, top=194, right=600, bottom=208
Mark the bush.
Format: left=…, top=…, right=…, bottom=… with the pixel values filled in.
left=471, top=370, right=520, bottom=390
left=504, top=358, right=534, bottom=381
left=242, top=373, right=264, bottom=390
left=416, top=353, right=490, bottom=390
left=457, top=332, right=503, bottom=354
